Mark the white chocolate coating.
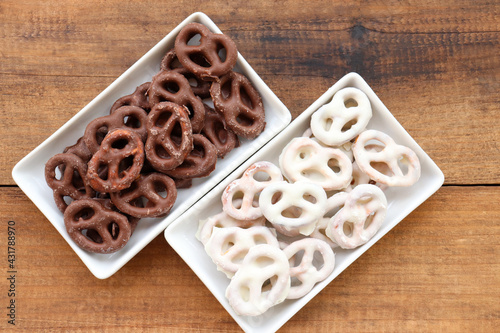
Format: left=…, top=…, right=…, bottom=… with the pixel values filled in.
left=283, top=238, right=335, bottom=299
left=225, top=244, right=291, bottom=316
left=310, top=87, right=372, bottom=146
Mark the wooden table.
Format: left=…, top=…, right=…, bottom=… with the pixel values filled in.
left=1, top=1, right=499, bottom=331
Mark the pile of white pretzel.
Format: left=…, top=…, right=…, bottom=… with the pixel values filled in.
left=196, top=87, right=421, bottom=316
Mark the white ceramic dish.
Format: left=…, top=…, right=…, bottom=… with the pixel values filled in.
left=165, top=72, right=444, bottom=333
left=11, top=12, right=291, bottom=279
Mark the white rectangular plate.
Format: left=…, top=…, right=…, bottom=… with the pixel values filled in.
left=164, top=72, right=444, bottom=333
left=11, top=12, right=291, bottom=279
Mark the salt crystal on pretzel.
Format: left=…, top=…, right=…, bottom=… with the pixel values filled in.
left=222, top=161, right=283, bottom=221
left=310, top=87, right=372, bottom=146
left=259, top=180, right=327, bottom=236
left=279, top=137, right=353, bottom=191
left=283, top=238, right=335, bottom=299
left=353, top=129, right=421, bottom=187
left=204, top=226, right=279, bottom=278
left=225, top=244, right=290, bottom=316
left=326, top=184, right=387, bottom=249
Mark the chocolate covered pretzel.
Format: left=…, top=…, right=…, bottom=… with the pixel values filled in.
left=64, top=198, right=132, bottom=254
left=201, top=104, right=239, bottom=158
left=148, top=70, right=205, bottom=133
left=110, top=82, right=151, bottom=113
left=174, top=22, right=238, bottom=81
left=211, top=71, right=265, bottom=139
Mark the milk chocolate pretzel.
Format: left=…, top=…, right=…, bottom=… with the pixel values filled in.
left=161, top=49, right=212, bottom=98
left=64, top=198, right=132, bottom=254
left=210, top=71, right=265, bottom=139
left=110, top=82, right=151, bottom=114
left=84, top=105, right=148, bottom=154
left=148, top=70, right=205, bottom=133
left=87, top=129, right=145, bottom=193
left=201, top=104, right=239, bottom=158
left=164, top=134, right=217, bottom=179
left=63, top=137, right=93, bottom=164
left=45, top=153, right=95, bottom=212
left=93, top=198, right=140, bottom=233
left=174, top=22, right=238, bottom=81
left=110, top=172, right=177, bottom=218
left=145, top=101, right=193, bottom=173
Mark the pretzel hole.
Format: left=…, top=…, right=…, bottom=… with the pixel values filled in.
left=185, top=103, right=195, bottom=119
left=163, top=81, right=180, bottom=94
left=253, top=234, right=268, bottom=245
left=155, top=144, right=172, bottom=160
left=111, top=138, right=129, bottom=150
left=303, top=194, right=317, bottom=204
left=186, top=75, right=200, bottom=88
left=239, top=286, right=251, bottom=302
left=327, top=159, right=342, bottom=173
left=107, top=222, right=120, bottom=239
left=282, top=206, right=302, bottom=218
left=118, top=156, right=134, bottom=177
left=252, top=193, right=260, bottom=207
left=155, top=110, right=173, bottom=128
left=215, top=123, right=228, bottom=143
left=290, top=276, right=302, bottom=288
left=357, top=195, right=373, bottom=206
left=123, top=115, right=142, bottom=129
left=253, top=171, right=271, bottom=182
left=53, top=164, right=64, bottom=180
left=95, top=126, right=108, bottom=145
left=74, top=207, right=95, bottom=221
left=84, top=229, right=103, bottom=243
left=186, top=33, right=202, bottom=46
left=217, top=44, right=227, bottom=63
left=63, top=196, right=75, bottom=207
left=189, top=53, right=211, bottom=68
left=343, top=221, right=354, bottom=237
left=255, top=255, right=275, bottom=268
left=271, top=191, right=283, bottom=204
left=232, top=192, right=244, bottom=208
left=236, top=113, right=254, bottom=126
left=291, top=250, right=305, bottom=267
left=344, top=98, right=358, bottom=108
left=221, top=239, right=235, bottom=253
left=398, top=156, right=410, bottom=175
left=239, top=87, right=254, bottom=109
left=323, top=118, right=333, bottom=131
left=154, top=181, right=169, bottom=199
left=341, top=119, right=357, bottom=132
left=262, top=277, right=275, bottom=293
left=221, top=80, right=232, bottom=100
left=364, top=213, right=375, bottom=230
left=313, top=250, right=325, bottom=270
left=370, top=161, right=393, bottom=177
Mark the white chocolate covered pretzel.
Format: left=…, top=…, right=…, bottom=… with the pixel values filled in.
left=302, top=127, right=354, bottom=162
left=279, top=137, right=352, bottom=191
left=225, top=244, right=291, bottom=316
left=353, top=129, right=421, bottom=187
left=326, top=184, right=387, bottom=249
left=222, top=161, right=283, bottom=220
left=310, top=87, right=372, bottom=146
left=259, top=181, right=327, bottom=236
left=204, top=226, right=279, bottom=278
left=196, top=206, right=266, bottom=245
left=283, top=238, right=335, bottom=299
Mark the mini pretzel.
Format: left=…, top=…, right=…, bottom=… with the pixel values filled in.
left=225, top=244, right=290, bottom=316
left=196, top=206, right=266, bottom=245
left=174, top=22, right=238, bottom=81
left=160, top=49, right=212, bottom=98
left=211, top=71, right=266, bottom=139
left=145, top=101, right=193, bottom=173
left=326, top=184, right=387, bottom=249
left=259, top=181, right=327, bottom=236
left=84, top=105, right=148, bottom=154
left=282, top=238, right=335, bottom=299
left=222, top=161, right=283, bottom=221
left=45, top=153, right=95, bottom=212
left=64, top=198, right=132, bottom=254
left=201, top=104, right=239, bottom=158
left=148, top=70, right=205, bottom=133
left=164, top=134, right=217, bottom=179
left=309, top=191, right=348, bottom=248
left=110, top=172, right=177, bottom=218
left=353, top=129, right=421, bottom=186
left=110, top=82, right=151, bottom=113
left=310, top=87, right=372, bottom=146
left=204, top=226, right=279, bottom=278
left=87, top=129, right=145, bottom=193
left=279, top=137, right=353, bottom=191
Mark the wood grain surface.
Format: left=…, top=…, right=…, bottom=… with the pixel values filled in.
left=1, top=0, right=499, bottom=332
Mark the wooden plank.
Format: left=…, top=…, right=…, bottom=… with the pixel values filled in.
left=1, top=186, right=498, bottom=331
